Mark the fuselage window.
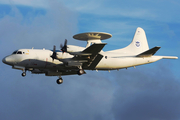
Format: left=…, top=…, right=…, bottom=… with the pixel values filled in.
left=17, top=51, right=22, bottom=54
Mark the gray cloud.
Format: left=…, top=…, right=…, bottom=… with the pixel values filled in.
left=111, top=62, right=180, bottom=120
left=1, top=61, right=179, bottom=120
left=0, top=1, right=78, bottom=53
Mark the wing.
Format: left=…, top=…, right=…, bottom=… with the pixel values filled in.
left=32, top=47, right=103, bottom=76
left=66, top=43, right=106, bottom=69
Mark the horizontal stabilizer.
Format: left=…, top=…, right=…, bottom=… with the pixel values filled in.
left=136, top=46, right=161, bottom=57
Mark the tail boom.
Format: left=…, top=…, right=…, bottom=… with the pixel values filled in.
left=162, top=56, right=178, bottom=59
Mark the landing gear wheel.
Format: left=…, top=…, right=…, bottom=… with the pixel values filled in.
left=56, top=78, right=63, bottom=84
left=22, top=72, right=26, bottom=77
left=77, top=69, right=85, bottom=75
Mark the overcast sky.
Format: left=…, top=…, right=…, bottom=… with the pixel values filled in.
left=0, top=0, right=180, bottom=120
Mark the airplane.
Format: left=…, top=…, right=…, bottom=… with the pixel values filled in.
left=2, top=27, right=178, bottom=84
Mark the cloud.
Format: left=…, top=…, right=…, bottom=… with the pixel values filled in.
left=1, top=59, right=179, bottom=120
left=0, top=68, right=115, bottom=120
left=0, top=1, right=78, bottom=52
left=0, top=0, right=49, bottom=8
left=111, top=63, right=180, bottom=120
left=62, top=0, right=180, bottom=23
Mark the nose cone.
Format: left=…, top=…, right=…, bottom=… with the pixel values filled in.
left=2, top=57, right=6, bottom=63
left=2, top=56, right=14, bottom=65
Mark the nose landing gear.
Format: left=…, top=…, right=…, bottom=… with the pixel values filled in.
left=21, top=69, right=27, bottom=77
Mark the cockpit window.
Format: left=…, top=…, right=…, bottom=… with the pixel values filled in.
left=17, top=51, right=22, bottom=54
left=12, top=50, right=17, bottom=54
left=12, top=50, right=23, bottom=54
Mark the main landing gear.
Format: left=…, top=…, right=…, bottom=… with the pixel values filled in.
left=56, top=68, right=85, bottom=84
left=22, top=72, right=26, bottom=77
left=77, top=66, right=85, bottom=75
left=77, top=69, right=85, bottom=75
left=56, top=77, right=63, bottom=84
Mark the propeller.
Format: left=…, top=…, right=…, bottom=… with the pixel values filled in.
left=51, top=45, right=57, bottom=61
left=60, top=39, right=68, bottom=53
left=50, top=39, right=68, bottom=61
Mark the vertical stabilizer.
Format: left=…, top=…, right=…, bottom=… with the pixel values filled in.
left=108, top=27, right=149, bottom=55
left=125, top=27, right=149, bottom=54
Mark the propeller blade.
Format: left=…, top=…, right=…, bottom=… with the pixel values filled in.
left=60, top=44, right=63, bottom=49
left=53, top=45, right=56, bottom=52
left=51, top=45, right=57, bottom=61
left=51, top=39, right=68, bottom=60
left=61, top=39, right=68, bottom=53
left=64, top=39, right=67, bottom=46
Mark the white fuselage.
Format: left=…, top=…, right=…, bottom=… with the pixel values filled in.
left=2, top=48, right=163, bottom=71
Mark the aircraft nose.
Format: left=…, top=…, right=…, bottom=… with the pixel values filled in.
left=2, top=57, right=6, bottom=63
left=2, top=56, right=14, bottom=65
